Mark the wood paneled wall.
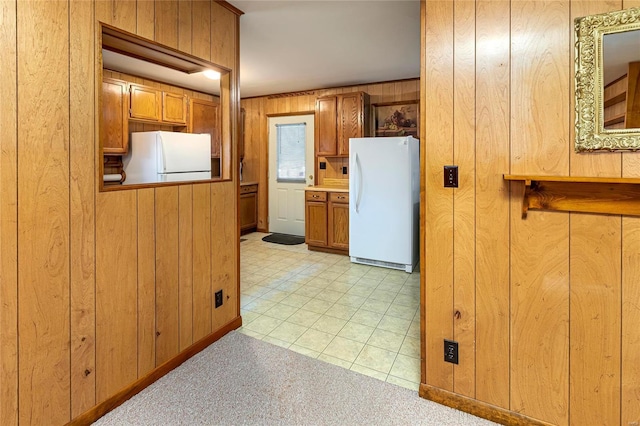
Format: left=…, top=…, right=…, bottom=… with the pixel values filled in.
left=241, top=79, right=419, bottom=232
left=0, top=1, right=240, bottom=424
left=422, top=1, right=640, bottom=425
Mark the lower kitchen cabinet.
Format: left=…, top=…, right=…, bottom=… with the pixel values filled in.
left=305, top=190, right=349, bottom=254
left=240, top=183, right=258, bottom=234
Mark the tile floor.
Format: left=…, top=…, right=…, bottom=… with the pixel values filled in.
left=238, top=232, right=421, bottom=391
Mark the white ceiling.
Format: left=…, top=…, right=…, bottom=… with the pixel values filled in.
left=228, top=0, right=421, bottom=98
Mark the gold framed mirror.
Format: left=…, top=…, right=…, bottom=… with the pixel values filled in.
left=575, top=7, right=640, bottom=152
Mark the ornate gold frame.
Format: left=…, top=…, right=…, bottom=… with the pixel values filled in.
left=575, top=7, right=640, bottom=152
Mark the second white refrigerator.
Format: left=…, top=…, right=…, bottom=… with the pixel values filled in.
left=349, top=136, right=419, bottom=272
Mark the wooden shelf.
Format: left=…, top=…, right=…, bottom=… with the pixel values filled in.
left=604, top=113, right=625, bottom=128
left=503, top=174, right=640, bottom=218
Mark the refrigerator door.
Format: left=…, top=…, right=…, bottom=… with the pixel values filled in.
left=349, top=137, right=414, bottom=269
left=157, top=131, right=211, bottom=173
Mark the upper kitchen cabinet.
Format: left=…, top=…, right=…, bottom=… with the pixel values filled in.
left=129, top=83, right=162, bottom=122
left=315, top=92, right=371, bottom=157
left=190, top=98, right=221, bottom=157
left=102, top=77, right=129, bottom=155
left=162, top=92, right=188, bottom=125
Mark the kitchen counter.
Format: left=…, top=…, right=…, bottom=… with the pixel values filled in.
left=240, top=181, right=258, bottom=186
left=305, top=185, right=349, bottom=193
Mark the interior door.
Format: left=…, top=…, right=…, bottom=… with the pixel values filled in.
left=268, top=114, right=315, bottom=236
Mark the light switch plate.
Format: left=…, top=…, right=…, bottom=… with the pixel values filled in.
left=444, top=166, right=458, bottom=188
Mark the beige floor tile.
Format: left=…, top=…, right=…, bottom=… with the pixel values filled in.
left=367, top=329, right=406, bottom=352
left=242, top=285, right=271, bottom=297
left=260, top=289, right=289, bottom=303
left=397, top=284, right=420, bottom=296
left=399, top=336, right=420, bottom=358
left=318, top=353, right=353, bottom=369
left=368, top=289, right=399, bottom=302
left=286, top=309, right=322, bottom=327
left=311, top=315, right=347, bottom=335
left=262, top=335, right=292, bottom=349
left=382, top=273, right=409, bottom=284
left=324, top=303, right=359, bottom=320
left=350, top=363, right=388, bottom=382
left=237, top=328, right=265, bottom=340
left=313, top=289, right=345, bottom=303
left=385, top=375, right=419, bottom=391
left=333, top=274, right=361, bottom=284
left=363, top=269, right=389, bottom=280
left=393, top=293, right=420, bottom=308
left=385, top=303, right=418, bottom=321
left=276, top=281, right=305, bottom=292
left=302, top=298, right=334, bottom=314
left=407, top=320, right=420, bottom=338
left=353, top=345, right=397, bottom=374
left=389, top=354, right=421, bottom=382
left=324, top=282, right=353, bottom=292
left=242, top=299, right=277, bottom=314
left=268, top=321, right=308, bottom=343
left=240, top=295, right=257, bottom=307
left=293, top=286, right=322, bottom=298
left=243, top=315, right=283, bottom=335
left=346, top=286, right=374, bottom=298
left=337, top=321, right=375, bottom=343
left=377, top=315, right=411, bottom=334
left=286, top=275, right=314, bottom=285
left=306, top=277, right=333, bottom=289
left=288, top=344, right=321, bottom=359
left=360, top=299, right=391, bottom=314
left=280, top=293, right=312, bottom=308
left=356, top=277, right=383, bottom=288
left=335, top=294, right=367, bottom=308
left=241, top=311, right=261, bottom=325
left=350, top=309, right=384, bottom=327
left=294, top=328, right=335, bottom=353
left=322, top=336, right=365, bottom=362
left=318, top=270, right=342, bottom=281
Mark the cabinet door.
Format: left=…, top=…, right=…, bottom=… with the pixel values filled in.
left=328, top=201, right=349, bottom=250
left=190, top=99, right=221, bottom=158
left=101, top=78, right=129, bottom=155
left=315, top=96, right=337, bottom=156
left=129, top=84, right=162, bottom=121
left=162, top=92, right=187, bottom=124
left=240, top=192, right=257, bottom=231
left=305, top=201, right=327, bottom=246
left=239, top=108, right=246, bottom=160
left=337, top=92, right=363, bottom=156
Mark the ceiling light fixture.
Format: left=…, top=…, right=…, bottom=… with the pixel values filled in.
left=203, top=69, right=221, bottom=80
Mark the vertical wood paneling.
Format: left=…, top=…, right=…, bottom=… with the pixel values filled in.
left=113, top=0, right=136, bottom=33
left=423, top=0, right=454, bottom=391
left=211, top=1, right=234, bottom=69
left=192, top=1, right=211, bottom=60
left=96, top=191, right=138, bottom=403
left=452, top=0, right=475, bottom=398
left=193, top=183, right=212, bottom=341
left=95, top=0, right=113, bottom=25
left=136, top=0, right=155, bottom=39
left=70, top=0, right=96, bottom=417
left=17, top=1, right=70, bottom=423
left=178, top=0, right=192, bottom=54
left=569, top=3, right=623, bottom=425
left=510, top=3, right=570, bottom=424
left=137, top=188, right=156, bottom=376
left=0, top=1, right=18, bottom=424
left=179, top=186, right=194, bottom=350
left=155, top=186, right=180, bottom=365
left=155, top=0, right=178, bottom=48
left=211, top=182, right=239, bottom=327
left=621, top=1, right=640, bottom=424
left=474, top=0, right=511, bottom=409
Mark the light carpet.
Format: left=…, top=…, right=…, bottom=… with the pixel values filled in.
left=94, top=332, right=498, bottom=426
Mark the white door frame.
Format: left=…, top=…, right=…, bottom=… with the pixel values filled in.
left=267, top=114, right=315, bottom=236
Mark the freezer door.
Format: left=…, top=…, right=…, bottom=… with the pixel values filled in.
left=349, top=137, right=414, bottom=266
left=157, top=131, right=211, bottom=173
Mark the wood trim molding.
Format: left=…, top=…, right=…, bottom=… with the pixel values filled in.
left=216, top=1, right=245, bottom=16
left=68, top=317, right=242, bottom=426
left=265, top=111, right=315, bottom=118
left=267, top=91, right=316, bottom=99
left=419, top=384, right=553, bottom=426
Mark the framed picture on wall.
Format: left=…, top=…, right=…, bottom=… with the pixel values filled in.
left=372, top=100, right=419, bottom=139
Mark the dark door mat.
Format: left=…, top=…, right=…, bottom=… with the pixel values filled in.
left=262, top=233, right=305, bottom=245
left=240, top=238, right=247, bottom=242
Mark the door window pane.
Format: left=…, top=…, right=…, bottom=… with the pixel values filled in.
left=276, top=123, right=306, bottom=183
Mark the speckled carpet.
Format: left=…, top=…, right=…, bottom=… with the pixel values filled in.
left=93, top=332, right=497, bottom=426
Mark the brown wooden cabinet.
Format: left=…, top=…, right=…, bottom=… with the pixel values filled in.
left=305, top=190, right=348, bottom=254
left=101, top=77, right=129, bottom=155
left=328, top=192, right=349, bottom=250
left=240, top=183, right=258, bottom=233
left=129, top=83, right=162, bottom=121
left=314, top=92, right=370, bottom=157
left=190, top=98, right=221, bottom=158
left=162, top=92, right=188, bottom=124
left=239, top=107, right=246, bottom=160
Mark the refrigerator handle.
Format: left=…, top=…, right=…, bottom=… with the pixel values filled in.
left=355, top=153, right=363, bottom=213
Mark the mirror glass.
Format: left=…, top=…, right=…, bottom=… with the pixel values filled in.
left=574, top=7, right=640, bottom=151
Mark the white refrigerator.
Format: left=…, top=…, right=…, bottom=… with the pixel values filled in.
left=349, top=136, right=419, bottom=273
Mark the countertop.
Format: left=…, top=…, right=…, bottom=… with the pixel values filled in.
left=240, top=181, right=258, bottom=186
left=305, top=185, right=349, bottom=193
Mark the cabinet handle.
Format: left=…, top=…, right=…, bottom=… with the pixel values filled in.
left=312, top=195, right=319, bottom=198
